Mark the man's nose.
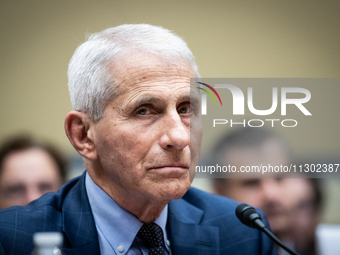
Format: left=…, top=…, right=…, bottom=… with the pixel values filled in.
left=25, top=187, right=43, bottom=205
left=262, top=179, right=282, bottom=202
left=159, top=111, right=190, bottom=150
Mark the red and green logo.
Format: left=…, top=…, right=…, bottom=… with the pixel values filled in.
left=196, top=82, right=223, bottom=106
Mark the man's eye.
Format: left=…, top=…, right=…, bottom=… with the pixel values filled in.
left=4, top=185, right=26, bottom=198
left=38, top=183, right=53, bottom=193
left=178, top=105, right=190, bottom=114
left=137, top=108, right=148, bottom=115
left=241, top=179, right=260, bottom=188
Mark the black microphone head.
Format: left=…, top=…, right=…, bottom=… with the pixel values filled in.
left=235, top=203, right=262, bottom=228
left=237, top=204, right=300, bottom=255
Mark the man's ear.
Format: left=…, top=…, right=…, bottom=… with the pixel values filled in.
left=64, top=111, right=97, bottom=160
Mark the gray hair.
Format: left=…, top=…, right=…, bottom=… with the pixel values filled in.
left=68, top=24, right=199, bottom=121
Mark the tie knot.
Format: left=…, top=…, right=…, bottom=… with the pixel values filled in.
left=137, top=222, right=165, bottom=249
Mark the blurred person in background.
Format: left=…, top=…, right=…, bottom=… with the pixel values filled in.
left=0, top=135, right=67, bottom=209
left=284, top=177, right=323, bottom=255
left=212, top=127, right=296, bottom=254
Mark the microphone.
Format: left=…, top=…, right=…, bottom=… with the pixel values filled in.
left=235, top=203, right=301, bottom=255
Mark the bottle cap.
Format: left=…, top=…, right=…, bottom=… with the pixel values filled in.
left=33, top=232, right=63, bottom=247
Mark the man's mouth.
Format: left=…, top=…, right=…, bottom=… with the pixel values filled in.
left=149, top=163, right=189, bottom=170
left=147, top=164, right=190, bottom=176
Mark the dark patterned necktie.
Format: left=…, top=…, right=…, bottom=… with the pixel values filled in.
left=137, top=222, right=167, bottom=255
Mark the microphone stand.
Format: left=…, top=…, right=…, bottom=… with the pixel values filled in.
left=257, top=222, right=300, bottom=255
left=236, top=204, right=301, bottom=255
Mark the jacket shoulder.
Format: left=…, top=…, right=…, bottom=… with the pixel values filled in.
left=180, top=187, right=277, bottom=254
left=183, top=187, right=240, bottom=213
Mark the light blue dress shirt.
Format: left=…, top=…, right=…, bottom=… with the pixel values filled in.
left=85, top=172, right=172, bottom=255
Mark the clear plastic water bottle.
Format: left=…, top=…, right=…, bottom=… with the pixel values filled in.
left=31, top=232, right=63, bottom=255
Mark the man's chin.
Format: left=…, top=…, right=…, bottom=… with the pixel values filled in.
left=153, top=180, right=191, bottom=201
left=267, top=217, right=290, bottom=235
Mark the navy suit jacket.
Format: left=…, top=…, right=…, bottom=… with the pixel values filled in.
left=0, top=172, right=277, bottom=255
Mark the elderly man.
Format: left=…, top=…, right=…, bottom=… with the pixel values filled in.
left=0, top=24, right=276, bottom=254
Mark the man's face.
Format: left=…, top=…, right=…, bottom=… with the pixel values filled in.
left=0, top=148, right=62, bottom=209
left=215, top=139, right=294, bottom=236
left=89, top=53, right=202, bottom=205
left=284, top=178, right=319, bottom=251
left=222, top=178, right=292, bottom=234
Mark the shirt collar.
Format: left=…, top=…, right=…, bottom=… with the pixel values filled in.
left=85, top=171, right=169, bottom=254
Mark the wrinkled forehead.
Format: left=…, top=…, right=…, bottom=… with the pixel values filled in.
left=109, top=52, right=199, bottom=97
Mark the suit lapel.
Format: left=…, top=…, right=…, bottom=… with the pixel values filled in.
left=62, top=172, right=100, bottom=255
left=60, top=172, right=220, bottom=254
left=168, top=198, right=220, bottom=255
